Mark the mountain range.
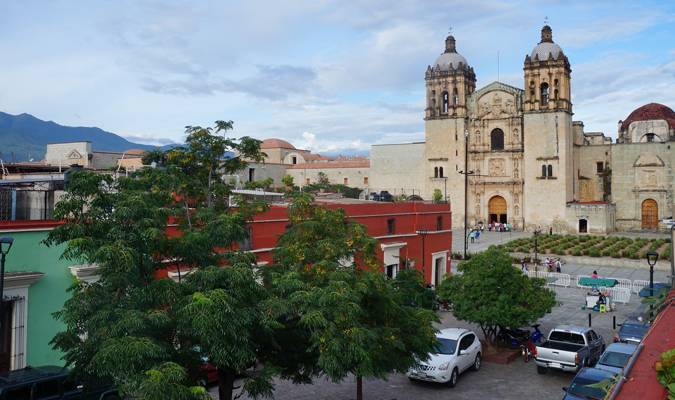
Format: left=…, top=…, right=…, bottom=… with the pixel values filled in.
left=0, top=112, right=179, bottom=162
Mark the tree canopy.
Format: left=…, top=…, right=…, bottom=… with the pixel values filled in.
left=263, top=193, right=440, bottom=400
left=436, top=246, right=558, bottom=347
left=44, top=122, right=275, bottom=400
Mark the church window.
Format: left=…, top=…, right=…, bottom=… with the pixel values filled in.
left=646, top=133, right=655, bottom=142
left=344, top=177, right=348, bottom=184
left=490, top=129, right=504, bottom=151
left=554, top=89, right=559, bottom=101
left=540, top=83, right=549, bottom=106
left=453, top=88, right=458, bottom=105
left=292, top=156, right=297, bottom=164
left=455, top=134, right=458, bottom=141
left=442, top=92, right=449, bottom=113
left=554, top=79, right=558, bottom=86
left=439, top=167, right=444, bottom=178
left=542, top=165, right=547, bottom=177
left=364, top=177, right=368, bottom=184
left=434, top=167, right=439, bottom=178
left=596, top=162, right=604, bottom=174
left=548, top=165, right=553, bottom=177
left=456, top=150, right=458, bottom=156
left=456, top=165, right=458, bottom=171
left=307, top=178, right=310, bottom=184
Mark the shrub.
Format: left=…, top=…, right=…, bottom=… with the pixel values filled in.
left=555, top=247, right=566, bottom=255
left=589, top=248, right=601, bottom=257
left=611, top=252, right=621, bottom=258
left=630, top=252, right=639, bottom=259
left=602, top=250, right=611, bottom=257
left=571, top=249, right=582, bottom=256
left=666, top=238, right=672, bottom=244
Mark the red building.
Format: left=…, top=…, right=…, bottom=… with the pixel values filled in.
left=161, top=199, right=453, bottom=285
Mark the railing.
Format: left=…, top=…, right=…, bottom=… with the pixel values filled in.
left=577, top=275, right=592, bottom=289
left=606, top=277, right=632, bottom=293
left=632, top=280, right=650, bottom=294
left=609, top=287, right=631, bottom=304
left=548, top=272, right=571, bottom=287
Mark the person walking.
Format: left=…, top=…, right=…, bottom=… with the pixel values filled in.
left=555, top=259, right=562, bottom=273
left=476, top=231, right=480, bottom=243
left=522, top=261, right=528, bottom=272
left=470, top=231, right=475, bottom=243
left=549, top=227, right=553, bottom=236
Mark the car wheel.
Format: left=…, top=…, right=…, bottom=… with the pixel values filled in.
left=471, top=353, right=482, bottom=371
left=446, top=368, right=458, bottom=388
left=536, top=365, right=547, bottom=375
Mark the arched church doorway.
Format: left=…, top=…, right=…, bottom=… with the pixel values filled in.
left=488, top=196, right=507, bottom=224
left=642, top=199, right=658, bottom=229
left=579, top=219, right=588, bottom=233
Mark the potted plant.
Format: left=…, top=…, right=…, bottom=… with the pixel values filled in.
left=282, top=174, right=294, bottom=190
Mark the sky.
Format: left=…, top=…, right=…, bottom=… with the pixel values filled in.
left=1, top=0, right=674, bottom=156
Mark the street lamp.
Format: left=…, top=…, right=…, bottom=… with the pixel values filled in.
left=646, top=250, right=659, bottom=318
left=0, top=236, right=14, bottom=332
left=533, top=231, right=539, bottom=272
left=419, top=229, right=428, bottom=282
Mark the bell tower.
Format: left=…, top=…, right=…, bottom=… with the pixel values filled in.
left=523, top=25, right=571, bottom=112
left=424, top=35, right=476, bottom=229
left=425, top=36, right=476, bottom=119
left=522, top=25, right=575, bottom=230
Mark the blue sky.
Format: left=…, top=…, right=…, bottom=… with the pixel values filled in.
left=1, top=0, right=674, bottom=156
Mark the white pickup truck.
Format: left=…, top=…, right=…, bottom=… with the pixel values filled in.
left=534, top=325, right=605, bottom=374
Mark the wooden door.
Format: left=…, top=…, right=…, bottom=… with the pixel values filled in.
left=489, top=196, right=507, bottom=224
left=642, top=199, right=658, bottom=229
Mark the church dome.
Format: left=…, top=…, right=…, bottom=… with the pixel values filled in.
left=621, top=103, right=675, bottom=131
left=260, top=138, right=296, bottom=150
left=433, top=36, right=468, bottom=71
left=530, top=25, right=563, bottom=61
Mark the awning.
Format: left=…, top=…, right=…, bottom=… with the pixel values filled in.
left=578, top=277, right=618, bottom=287
left=638, top=283, right=672, bottom=297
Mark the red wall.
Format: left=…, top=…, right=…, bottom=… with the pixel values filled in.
left=246, top=201, right=453, bottom=284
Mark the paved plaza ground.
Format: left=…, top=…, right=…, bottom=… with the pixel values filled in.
left=208, top=229, right=671, bottom=399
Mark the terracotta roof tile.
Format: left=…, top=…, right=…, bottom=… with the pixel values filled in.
left=621, top=103, right=675, bottom=131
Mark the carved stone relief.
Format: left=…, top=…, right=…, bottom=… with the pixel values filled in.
left=514, top=205, right=519, bottom=216
left=634, top=153, right=665, bottom=190
left=489, top=159, right=506, bottom=176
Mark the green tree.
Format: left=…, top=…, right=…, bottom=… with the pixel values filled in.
left=436, top=246, right=557, bottom=350
left=281, top=174, right=294, bottom=187
left=263, top=193, right=440, bottom=400
left=43, top=121, right=277, bottom=400
left=432, top=189, right=443, bottom=203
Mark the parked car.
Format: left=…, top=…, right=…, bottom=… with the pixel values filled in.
left=379, top=191, right=393, bottom=202
left=595, top=343, right=636, bottom=375
left=614, top=320, right=650, bottom=344
left=562, top=367, right=617, bottom=400
left=0, top=365, right=118, bottom=399
left=406, top=328, right=482, bottom=388
left=534, top=325, right=605, bottom=374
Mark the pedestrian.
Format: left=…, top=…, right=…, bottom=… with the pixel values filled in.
left=549, top=227, right=553, bottom=236
left=507, top=223, right=511, bottom=231
left=488, top=223, right=492, bottom=232
left=555, top=259, right=562, bottom=273
left=591, top=270, right=599, bottom=291
left=480, top=224, right=484, bottom=234
left=522, top=261, right=528, bottom=272
left=470, top=231, right=475, bottom=243
left=476, top=231, right=480, bottom=243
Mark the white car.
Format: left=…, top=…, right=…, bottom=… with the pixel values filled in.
left=406, top=328, right=482, bottom=387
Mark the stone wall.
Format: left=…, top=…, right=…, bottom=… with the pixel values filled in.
left=45, top=142, right=92, bottom=167
left=229, top=162, right=290, bottom=189
left=566, top=202, right=616, bottom=234
left=611, top=142, right=674, bottom=230
left=289, top=163, right=371, bottom=191
left=370, top=142, right=425, bottom=197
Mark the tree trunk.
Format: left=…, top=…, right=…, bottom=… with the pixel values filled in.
left=217, top=367, right=237, bottom=400
left=356, top=375, right=363, bottom=400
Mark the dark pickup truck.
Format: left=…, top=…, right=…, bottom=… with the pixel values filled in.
left=534, top=325, right=605, bottom=374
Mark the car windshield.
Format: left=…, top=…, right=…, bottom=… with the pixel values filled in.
left=433, top=338, right=457, bottom=355
left=568, top=377, right=608, bottom=399
left=598, top=351, right=631, bottom=368
left=621, top=324, right=648, bottom=336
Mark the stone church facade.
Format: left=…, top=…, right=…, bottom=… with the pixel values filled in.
left=371, top=25, right=675, bottom=233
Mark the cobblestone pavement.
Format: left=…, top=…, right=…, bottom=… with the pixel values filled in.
left=207, top=230, right=668, bottom=399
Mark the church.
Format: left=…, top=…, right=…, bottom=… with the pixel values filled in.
left=370, top=25, right=675, bottom=234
